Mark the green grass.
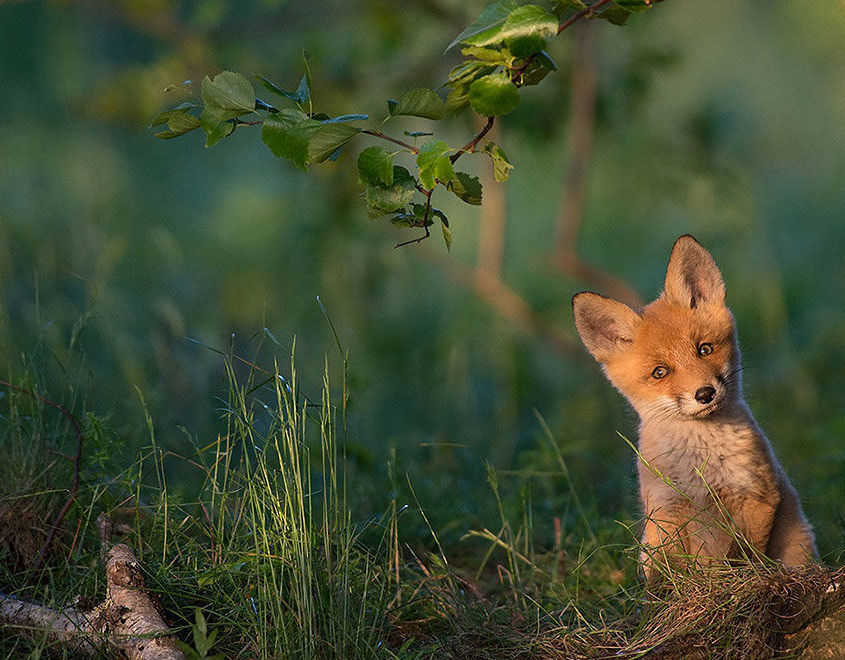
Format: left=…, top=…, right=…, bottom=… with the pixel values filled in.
left=2, top=351, right=839, bottom=659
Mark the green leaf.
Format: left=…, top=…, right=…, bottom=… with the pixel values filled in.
left=201, top=71, right=255, bottom=121
left=501, top=5, right=559, bottom=58
left=261, top=109, right=320, bottom=170
left=445, top=86, right=470, bottom=114
left=152, top=107, right=201, bottom=139
left=458, top=3, right=557, bottom=50
left=445, top=61, right=498, bottom=113
left=166, top=112, right=201, bottom=133
left=481, top=141, right=513, bottom=182
left=460, top=45, right=513, bottom=65
left=520, top=50, right=557, bottom=86
left=260, top=76, right=287, bottom=98
left=507, top=34, right=546, bottom=59
left=416, top=140, right=455, bottom=189
left=309, top=123, right=360, bottom=163
left=260, top=74, right=309, bottom=104
left=447, top=61, right=499, bottom=87
left=552, top=0, right=586, bottom=8
left=154, top=130, right=186, bottom=140
left=468, top=73, right=520, bottom=117
left=254, top=98, right=279, bottom=113
left=388, top=88, right=447, bottom=120
left=200, top=72, right=255, bottom=145
left=448, top=0, right=519, bottom=51
left=357, top=147, right=395, bottom=187
left=593, top=5, right=631, bottom=25
left=201, top=115, right=236, bottom=147
left=391, top=203, right=445, bottom=229
left=295, top=73, right=310, bottom=104
left=440, top=219, right=453, bottom=251
left=615, top=0, right=654, bottom=12
left=365, top=166, right=417, bottom=215
left=150, top=102, right=197, bottom=127
left=449, top=172, right=483, bottom=205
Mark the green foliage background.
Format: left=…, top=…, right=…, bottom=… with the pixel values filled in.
left=1, top=0, right=844, bottom=559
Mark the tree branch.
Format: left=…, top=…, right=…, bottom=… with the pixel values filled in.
left=557, top=0, right=615, bottom=34
left=361, top=129, right=419, bottom=154
left=450, top=116, right=495, bottom=164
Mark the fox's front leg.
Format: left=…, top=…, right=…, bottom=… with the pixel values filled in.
left=639, top=506, right=690, bottom=580
left=725, top=491, right=779, bottom=559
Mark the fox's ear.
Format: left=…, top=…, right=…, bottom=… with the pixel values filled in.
left=572, top=292, right=641, bottom=362
left=663, top=234, right=725, bottom=308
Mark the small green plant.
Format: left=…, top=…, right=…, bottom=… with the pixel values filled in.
left=152, top=0, right=661, bottom=248
left=179, top=608, right=224, bottom=660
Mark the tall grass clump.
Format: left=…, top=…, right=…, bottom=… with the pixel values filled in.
left=186, top=346, right=396, bottom=659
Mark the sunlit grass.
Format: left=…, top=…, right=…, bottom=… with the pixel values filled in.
left=0, top=352, right=841, bottom=659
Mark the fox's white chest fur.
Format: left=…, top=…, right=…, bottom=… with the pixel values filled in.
left=640, top=411, right=775, bottom=503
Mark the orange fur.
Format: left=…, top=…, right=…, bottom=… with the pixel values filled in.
left=573, top=235, right=816, bottom=577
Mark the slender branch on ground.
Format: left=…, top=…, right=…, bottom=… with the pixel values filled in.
left=552, top=23, right=643, bottom=308
left=0, top=379, right=84, bottom=572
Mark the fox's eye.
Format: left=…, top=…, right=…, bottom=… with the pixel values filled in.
left=698, top=342, right=713, bottom=356
left=651, top=366, right=669, bottom=379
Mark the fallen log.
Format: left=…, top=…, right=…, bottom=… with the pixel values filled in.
left=0, top=514, right=184, bottom=660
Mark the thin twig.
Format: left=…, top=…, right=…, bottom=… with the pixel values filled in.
left=450, top=116, right=495, bottom=164
left=395, top=190, right=434, bottom=248
left=0, top=379, right=84, bottom=572
left=361, top=129, right=419, bottom=154
left=394, top=225, right=431, bottom=248
left=557, top=0, right=614, bottom=34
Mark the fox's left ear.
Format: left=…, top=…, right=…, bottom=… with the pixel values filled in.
left=663, top=234, right=725, bottom=308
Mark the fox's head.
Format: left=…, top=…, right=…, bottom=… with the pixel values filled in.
left=572, top=235, right=742, bottom=422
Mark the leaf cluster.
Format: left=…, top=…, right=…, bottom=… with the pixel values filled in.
left=151, top=0, right=657, bottom=248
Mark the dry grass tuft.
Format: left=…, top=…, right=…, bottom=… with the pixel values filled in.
left=0, top=500, right=61, bottom=571
left=549, top=563, right=843, bottom=660
left=416, top=562, right=844, bottom=659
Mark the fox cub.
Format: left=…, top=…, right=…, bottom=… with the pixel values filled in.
left=572, top=235, right=816, bottom=577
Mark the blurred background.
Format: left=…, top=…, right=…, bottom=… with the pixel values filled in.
left=1, top=0, right=843, bottom=559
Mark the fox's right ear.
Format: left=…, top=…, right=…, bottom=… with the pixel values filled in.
left=663, top=234, right=725, bottom=308
left=572, top=292, right=641, bottom=362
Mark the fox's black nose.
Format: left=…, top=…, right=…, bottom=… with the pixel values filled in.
left=695, top=386, right=716, bottom=404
